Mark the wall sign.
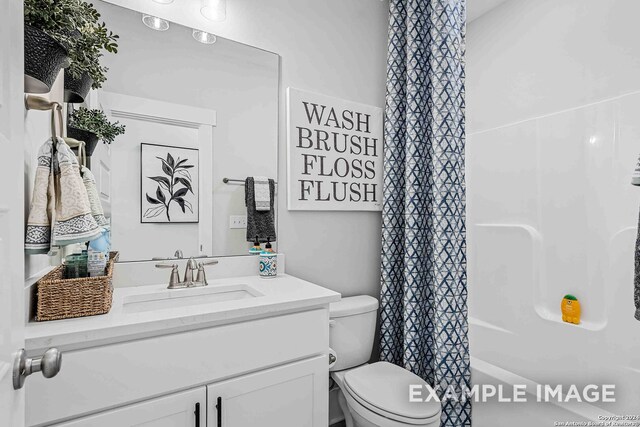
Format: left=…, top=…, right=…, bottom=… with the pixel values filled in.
left=286, top=88, right=383, bottom=211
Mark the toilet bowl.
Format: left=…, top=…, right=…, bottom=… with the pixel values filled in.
left=329, top=296, right=441, bottom=427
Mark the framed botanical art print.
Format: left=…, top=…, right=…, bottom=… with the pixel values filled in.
left=140, top=143, right=199, bottom=223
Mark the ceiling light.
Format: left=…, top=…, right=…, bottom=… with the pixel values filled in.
left=193, top=29, right=217, bottom=44
left=153, top=0, right=174, bottom=3
left=201, top=0, right=226, bottom=22
left=142, top=14, right=170, bottom=31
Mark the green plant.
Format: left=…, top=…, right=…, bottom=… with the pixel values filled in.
left=68, top=107, right=125, bottom=144
left=24, top=0, right=119, bottom=89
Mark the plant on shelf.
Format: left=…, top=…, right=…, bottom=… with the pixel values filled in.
left=24, top=0, right=119, bottom=98
left=144, top=154, right=195, bottom=222
left=68, top=107, right=125, bottom=145
left=65, top=1, right=119, bottom=90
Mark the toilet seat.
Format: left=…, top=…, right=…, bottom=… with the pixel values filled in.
left=342, top=362, right=441, bottom=425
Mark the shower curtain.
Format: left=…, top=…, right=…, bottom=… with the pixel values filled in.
left=379, top=0, right=471, bottom=426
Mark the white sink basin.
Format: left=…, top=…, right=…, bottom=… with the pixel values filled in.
left=122, top=284, right=263, bottom=313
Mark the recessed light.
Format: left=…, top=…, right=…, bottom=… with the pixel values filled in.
left=142, top=14, right=170, bottom=31
left=193, top=29, right=217, bottom=44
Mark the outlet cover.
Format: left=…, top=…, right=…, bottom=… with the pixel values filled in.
left=229, top=215, right=247, bottom=229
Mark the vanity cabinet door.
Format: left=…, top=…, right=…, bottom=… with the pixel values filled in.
left=207, top=355, right=328, bottom=427
left=53, top=387, right=206, bottom=427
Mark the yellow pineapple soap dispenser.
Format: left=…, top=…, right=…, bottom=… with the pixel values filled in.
left=561, top=294, right=581, bottom=325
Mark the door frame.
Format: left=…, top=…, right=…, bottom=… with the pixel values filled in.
left=0, top=0, right=26, bottom=424
left=100, top=91, right=217, bottom=257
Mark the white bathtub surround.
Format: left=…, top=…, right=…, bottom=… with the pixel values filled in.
left=467, top=0, right=640, bottom=420
left=25, top=269, right=339, bottom=426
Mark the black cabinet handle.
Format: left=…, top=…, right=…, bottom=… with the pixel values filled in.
left=194, top=402, right=200, bottom=427
left=216, top=396, right=222, bottom=426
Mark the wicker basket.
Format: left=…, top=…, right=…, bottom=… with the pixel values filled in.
left=36, top=252, right=119, bottom=321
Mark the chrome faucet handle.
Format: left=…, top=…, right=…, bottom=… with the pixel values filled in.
left=194, top=260, right=217, bottom=286
left=155, top=263, right=177, bottom=269
left=156, top=263, right=181, bottom=289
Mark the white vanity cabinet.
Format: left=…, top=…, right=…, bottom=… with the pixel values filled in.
left=207, top=356, right=327, bottom=427
left=51, top=356, right=327, bottom=427
left=52, top=388, right=206, bottom=427
left=26, top=304, right=334, bottom=427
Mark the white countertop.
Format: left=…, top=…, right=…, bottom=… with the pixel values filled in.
left=26, top=274, right=341, bottom=353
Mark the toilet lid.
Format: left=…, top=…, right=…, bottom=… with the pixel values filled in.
left=343, top=362, right=441, bottom=422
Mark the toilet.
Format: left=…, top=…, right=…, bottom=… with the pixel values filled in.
left=329, top=295, right=441, bottom=427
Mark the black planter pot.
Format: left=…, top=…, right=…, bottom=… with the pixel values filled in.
left=24, top=26, right=68, bottom=94
left=67, top=127, right=100, bottom=157
left=64, top=70, right=93, bottom=103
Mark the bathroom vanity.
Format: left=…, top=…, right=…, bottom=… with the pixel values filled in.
left=24, top=261, right=340, bottom=427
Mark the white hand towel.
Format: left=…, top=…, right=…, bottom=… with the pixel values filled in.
left=253, top=176, right=271, bottom=212
left=52, top=139, right=102, bottom=245
left=25, top=138, right=102, bottom=252
left=25, top=139, right=55, bottom=254
left=81, top=166, right=109, bottom=228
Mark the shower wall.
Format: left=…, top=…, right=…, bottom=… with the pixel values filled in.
left=466, top=0, right=640, bottom=424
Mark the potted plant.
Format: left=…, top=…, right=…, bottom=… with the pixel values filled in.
left=23, top=0, right=76, bottom=93
left=24, top=0, right=119, bottom=99
left=67, top=107, right=125, bottom=156
left=64, top=3, right=119, bottom=103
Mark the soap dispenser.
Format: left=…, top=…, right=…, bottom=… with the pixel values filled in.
left=249, top=235, right=262, bottom=255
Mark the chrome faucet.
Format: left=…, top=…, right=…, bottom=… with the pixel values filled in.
left=156, top=257, right=219, bottom=289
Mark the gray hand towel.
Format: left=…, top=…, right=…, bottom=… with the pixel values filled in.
left=245, top=177, right=276, bottom=243
left=635, top=209, right=640, bottom=321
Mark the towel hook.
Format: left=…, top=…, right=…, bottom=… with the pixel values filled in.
left=25, top=95, right=64, bottom=140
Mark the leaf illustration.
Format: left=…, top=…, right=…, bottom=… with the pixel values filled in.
left=146, top=194, right=161, bottom=205
left=155, top=156, right=173, bottom=176
left=180, top=164, right=195, bottom=169
left=166, top=153, right=175, bottom=168
left=175, top=197, right=186, bottom=213
left=175, top=158, right=188, bottom=168
left=148, top=176, right=170, bottom=190
left=176, top=177, right=193, bottom=194
left=173, top=187, right=188, bottom=198
left=143, top=205, right=165, bottom=218
left=176, top=169, right=192, bottom=181
left=183, top=199, right=194, bottom=213
left=156, top=186, right=166, bottom=203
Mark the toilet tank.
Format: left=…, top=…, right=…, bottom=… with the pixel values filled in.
left=329, top=295, right=379, bottom=371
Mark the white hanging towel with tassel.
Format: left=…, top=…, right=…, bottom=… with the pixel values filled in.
left=25, top=137, right=102, bottom=253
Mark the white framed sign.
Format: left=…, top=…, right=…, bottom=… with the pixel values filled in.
left=286, top=88, right=383, bottom=211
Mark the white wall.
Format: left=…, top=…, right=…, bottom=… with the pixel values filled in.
left=467, top=0, right=640, bottom=422
left=103, top=0, right=389, bottom=298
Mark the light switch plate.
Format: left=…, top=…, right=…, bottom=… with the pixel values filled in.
left=229, top=215, right=247, bottom=229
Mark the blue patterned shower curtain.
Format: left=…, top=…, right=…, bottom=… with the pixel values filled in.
left=380, top=0, right=471, bottom=426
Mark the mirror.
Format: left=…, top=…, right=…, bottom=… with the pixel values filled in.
left=90, top=1, right=279, bottom=262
